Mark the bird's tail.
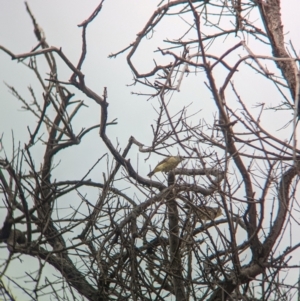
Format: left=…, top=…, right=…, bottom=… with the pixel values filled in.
left=147, top=171, right=154, bottom=177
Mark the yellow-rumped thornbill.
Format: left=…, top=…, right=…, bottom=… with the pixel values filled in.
left=147, top=156, right=184, bottom=177
left=195, top=205, right=222, bottom=221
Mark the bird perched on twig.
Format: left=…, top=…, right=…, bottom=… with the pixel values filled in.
left=147, top=156, right=184, bottom=177
left=185, top=205, right=222, bottom=221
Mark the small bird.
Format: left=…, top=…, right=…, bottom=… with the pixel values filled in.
left=186, top=205, right=222, bottom=221
left=147, top=156, right=184, bottom=177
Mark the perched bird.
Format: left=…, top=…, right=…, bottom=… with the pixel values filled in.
left=147, top=156, right=184, bottom=177
left=185, top=205, right=222, bottom=221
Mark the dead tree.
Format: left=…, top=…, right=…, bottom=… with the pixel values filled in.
left=1, top=1, right=300, bottom=300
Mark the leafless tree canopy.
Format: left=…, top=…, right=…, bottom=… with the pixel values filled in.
left=1, top=1, right=300, bottom=300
